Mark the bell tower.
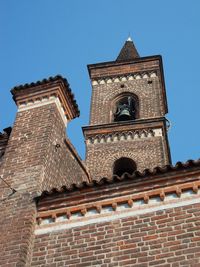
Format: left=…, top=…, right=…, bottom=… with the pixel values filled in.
left=83, top=37, right=171, bottom=180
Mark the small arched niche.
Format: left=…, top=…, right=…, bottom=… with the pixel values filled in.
left=113, top=157, right=137, bottom=177
left=112, top=93, right=139, bottom=122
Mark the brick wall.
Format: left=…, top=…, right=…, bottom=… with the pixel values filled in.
left=0, top=100, right=88, bottom=266
left=31, top=202, right=200, bottom=267
left=1, top=102, right=88, bottom=193
left=85, top=74, right=170, bottom=178
left=86, top=136, right=168, bottom=180
left=85, top=56, right=170, bottom=178
left=0, top=193, right=36, bottom=267
left=39, top=104, right=89, bottom=192
left=89, top=76, right=164, bottom=126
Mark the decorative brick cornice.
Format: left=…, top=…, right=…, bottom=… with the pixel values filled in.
left=91, top=71, right=157, bottom=86
left=35, top=179, right=200, bottom=234
left=85, top=128, right=162, bottom=145
left=83, top=118, right=165, bottom=145
left=11, top=75, right=80, bottom=122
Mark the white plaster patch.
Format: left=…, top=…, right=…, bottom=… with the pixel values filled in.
left=71, top=212, right=82, bottom=219
left=117, top=203, right=130, bottom=210
left=165, top=193, right=179, bottom=200
left=150, top=196, right=162, bottom=203
left=134, top=199, right=145, bottom=206
left=182, top=189, right=196, bottom=197
left=40, top=217, right=54, bottom=225
left=86, top=208, right=99, bottom=216
left=56, top=214, right=67, bottom=222
left=153, top=128, right=163, bottom=137
left=101, top=206, right=114, bottom=213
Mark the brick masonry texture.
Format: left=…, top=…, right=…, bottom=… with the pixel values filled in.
left=89, top=58, right=161, bottom=80
left=0, top=42, right=199, bottom=267
left=85, top=57, right=170, bottom=178
left=0, top=133, right=9, bottom=166
left=86, top=136, right=168, bottom=180
left=89, top=77, right=164, bottom=125
left=0, top=101, right=88, bottom=266
left=1, top=103, right=88, bottom=194
left=31, top=202, right=200, bottom=267
left=0, top=193, right=36, bottom=267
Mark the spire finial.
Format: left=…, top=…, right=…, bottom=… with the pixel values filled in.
left=127, top=32, right=132, bottom=42
left=116, top=35, right=140, bottom=61
left=127, top=36, right=132, bottom=42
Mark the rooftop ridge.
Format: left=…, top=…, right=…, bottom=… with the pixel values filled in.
left=39, top=158, right=200, bottom=198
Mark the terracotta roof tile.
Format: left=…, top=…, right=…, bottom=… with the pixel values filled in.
left=40, top=159, right=200, bottom=198
left=11, top=75, right=80, bottom=117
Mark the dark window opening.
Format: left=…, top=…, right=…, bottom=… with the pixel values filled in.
left=113, top=157, right=137, bottom=177
left=114, top=96, right=135, bottom=122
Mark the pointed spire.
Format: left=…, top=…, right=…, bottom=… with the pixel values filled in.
left=116, top=36, right=139, bottom=62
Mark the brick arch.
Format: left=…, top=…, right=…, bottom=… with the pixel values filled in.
left=112, top=92, right=139, bottom=122
left=113, top=157, right=137, bottom=176
left=101, top=151, right=139, bottom=178
left=102, top=86, right=140, bottom=123
left=103, top=85, right=139, bottom=103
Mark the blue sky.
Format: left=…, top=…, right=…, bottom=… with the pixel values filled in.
left=0, top=0, right=200, bottom=164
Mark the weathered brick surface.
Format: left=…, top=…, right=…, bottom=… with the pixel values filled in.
left=31, top=202, right=200, bottom=267
left=86, top=136, right=168, bottom=180
left=0, top=128, right=11, bottom=166
left=85, top=55, right=170, bottom=178
left=38, top=104, right=89, bottom=192
left=1, top=103, right=88, bottom=194
left=88, top=58, right=160, bottom=79
left=0, top=100, right=88, bottom=266
left=89, top=77, right=164, bottom=125
left=0, top=193, right=36, bottom=267
left=0, top=46, right=198, bottom=267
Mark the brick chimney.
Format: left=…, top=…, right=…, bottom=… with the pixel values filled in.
left=0, top=76, right=88, bottom=266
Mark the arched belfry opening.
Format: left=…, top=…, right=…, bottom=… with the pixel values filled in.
left=113, top=94, right=138, bottom=122
left=113, top=157, right=137, bottom=177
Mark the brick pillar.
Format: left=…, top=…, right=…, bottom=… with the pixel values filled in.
left=0, top=76, right=79, bottom=266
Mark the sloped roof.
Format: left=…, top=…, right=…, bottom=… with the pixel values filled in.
left=116, top=38, right=140, bottom=61
left=40, top=159, right=200, bottom=198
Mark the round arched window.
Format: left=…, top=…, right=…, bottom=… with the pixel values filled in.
left=113, top=157, right=137, bottom=177
left=114, top=96, right=136, bottom=122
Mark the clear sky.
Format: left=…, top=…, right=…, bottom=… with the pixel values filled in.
left=0, top=0, right=200, bottom=164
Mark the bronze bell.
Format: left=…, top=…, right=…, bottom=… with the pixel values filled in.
left=117, top=106, right=132, bottom=121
